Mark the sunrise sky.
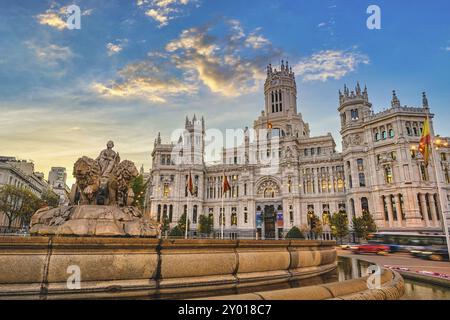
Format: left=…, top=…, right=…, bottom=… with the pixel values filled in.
left=1, top=0, right=449, bottom=186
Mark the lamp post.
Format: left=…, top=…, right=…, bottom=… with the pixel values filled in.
left=307, top=211, right=314, bottom=240
left=432, top=137, right=450, bottom=259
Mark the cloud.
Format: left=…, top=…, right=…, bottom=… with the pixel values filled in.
left=94, top=20, right=281, bottom=101
left=36, top=3, right=93, bottom=30
left=92, top=60, right=198, bottom=102
left=25, top=41, right=74, bottom=65
left=318, top=22, right=326, bottom=28
left=137, top=0, right=199, bottom=27
left=107, top=43, right=123, bottom=56
left=165, top=21, right=280, bottom=97
left=293, top=49, right=369, bottom=82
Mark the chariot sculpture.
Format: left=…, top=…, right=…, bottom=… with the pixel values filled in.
left=30, top=141, right=158, bottom=238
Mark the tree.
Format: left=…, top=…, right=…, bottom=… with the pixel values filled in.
left=177, top=212, right=191, bottom=235
left=352, top=210, right=378, bottom=242
left=307, top=214, right=323, bottom=239
left=330, top=211, right=349, bottom=244
left=168, top=225, right=183, bottom=238
left=198, top=214, right=213, bottom=236
left=352, top=216, right=365, bottom=242
left=41, top=189, right=60, bottom=208
left=131, top=174, right=146, bottom=209
left=286, top=226, right=304, bottom=239
left=161, top=214, right=171, bottom=236
left=0, top=185, right=42, bottom=231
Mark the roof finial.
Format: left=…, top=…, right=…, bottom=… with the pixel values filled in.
left=391, top=90, right=401, bottom=108
left=422, top=91, right=429, bottom=109
left=356, top=82, right=361, bottom=95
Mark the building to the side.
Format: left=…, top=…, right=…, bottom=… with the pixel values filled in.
left=0, top=157, right=49, bottom=232
left=48, top=167, right=70, bottom=205
left=146, top=61, right=450, bottom=239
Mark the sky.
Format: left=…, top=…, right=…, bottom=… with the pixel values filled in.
left=0, top=0, right=449, bottom=186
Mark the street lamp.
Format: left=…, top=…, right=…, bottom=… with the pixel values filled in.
left=431, top=136, right=450, bottom=260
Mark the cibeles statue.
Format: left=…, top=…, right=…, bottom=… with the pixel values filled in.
left=30, top=141, right=158, bottom=238
left=97, top=141, right=120, bottom=178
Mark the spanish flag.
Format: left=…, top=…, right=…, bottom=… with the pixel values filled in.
left=187, top=172, right=194, bottom=195
left=419, top=116, right=431, bottom=167
left=223, top=173, right=231, bottom=194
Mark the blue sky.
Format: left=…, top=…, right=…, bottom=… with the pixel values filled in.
left=0, top=0, right=449, bottom=185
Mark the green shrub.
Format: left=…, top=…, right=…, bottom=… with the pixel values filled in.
left=286, top=226, right=304, bottom=239
left=169, top=225, right=183, bottom=237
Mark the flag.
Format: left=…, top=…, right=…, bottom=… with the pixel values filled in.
left=419, top=116, right=431, bottom=167
left=222, top=173, right=231, bottom=195
left=187, top=172, right=194, bottom=196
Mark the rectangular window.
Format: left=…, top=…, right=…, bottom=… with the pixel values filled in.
left=385, top=166, right=393, bottom=184
left=420, top=164, right=429, bottom=181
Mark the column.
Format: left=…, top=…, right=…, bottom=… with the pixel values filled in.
left=385, top=195, right=394, bottom=228
left=428, top=194, right=439, bottom=227
left=420, top=193, right=430, bottom=227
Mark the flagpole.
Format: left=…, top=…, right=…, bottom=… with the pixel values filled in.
left=185, top=193, right=189, bottom=239
left=221, top=192, right=224, bottom=240
left=430, top=137, right=450, bottom=259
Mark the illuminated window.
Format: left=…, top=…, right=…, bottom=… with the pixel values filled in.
left=231, top=207, right=237, bottom=226
left=163, top=184, right=170, bottom=198
left=385, top=166, right=393, bottom=184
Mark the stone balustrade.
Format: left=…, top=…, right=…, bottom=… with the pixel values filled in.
left=0, top=237, right=336, bottom=300
left=202, top=268, right=405, bottom=300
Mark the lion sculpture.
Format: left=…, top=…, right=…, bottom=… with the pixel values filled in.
left=71, top=157, right=139, bottom=207
left=72, top=156, right=101, bottom=205
left=108, top=160, right=139, bottom=207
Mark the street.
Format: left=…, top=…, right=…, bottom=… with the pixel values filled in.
left=338, top=249, right=450, bottom=274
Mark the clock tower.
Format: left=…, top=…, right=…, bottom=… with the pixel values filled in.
left=254, top=61, right=310, bottom=139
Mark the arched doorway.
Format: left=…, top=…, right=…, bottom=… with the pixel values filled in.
left=263, top=205, right=276, bottom=239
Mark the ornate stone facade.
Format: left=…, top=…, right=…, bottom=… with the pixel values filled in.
left=146, top=61, right=450, bottom=239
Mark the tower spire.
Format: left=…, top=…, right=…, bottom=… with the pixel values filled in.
left=391, top=90, right=401, bottom=108
left=422, top=91, right=429, bottom=109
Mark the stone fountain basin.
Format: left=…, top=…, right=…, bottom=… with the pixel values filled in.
left=0, top=237, right=339, bottom=300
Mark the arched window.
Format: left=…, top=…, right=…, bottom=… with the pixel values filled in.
left=169, top=205, right=173, bottom=222
left=163, top=205, right=168, bottom=220
left=384, top=166, right=393, bottom=184
left=375, top=132, right=380, bottom=141
left=389, top=129, right=395, bottom=138
left=157, top=205, right=161, bottom=222
left=359, top=173, right=366, bottom=187
left=361, top=197, right=369, bottom=212
left=231, top=212, right=237, bottom=226
left=382, top=196, right=389, bottom=221
left=193, top=205, right=198, bottom=224
left=350, top=198, right=356, bottom=219
left=382, top=131, right=387, bottom=140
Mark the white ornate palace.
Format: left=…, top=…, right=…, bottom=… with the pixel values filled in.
left=145, top=61, right=450, bottom=239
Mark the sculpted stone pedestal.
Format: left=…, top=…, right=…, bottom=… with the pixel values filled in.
left=30, top=205, right=158, bottom=238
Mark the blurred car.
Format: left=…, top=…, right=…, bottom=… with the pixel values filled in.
left=352, top=244, right=390, bottom=255
left=340, top=243, right=360, bottom=250
left=413, top=248, right=449, bottom=261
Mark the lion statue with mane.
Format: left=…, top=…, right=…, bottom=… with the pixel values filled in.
left=71, top=157, right=139, bottom=207
left=72, top=156, right=101, bottom=205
